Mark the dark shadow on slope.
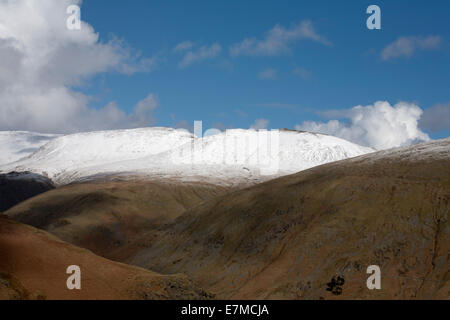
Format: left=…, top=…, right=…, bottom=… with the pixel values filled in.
left=0, top=172, right=55, bottom=212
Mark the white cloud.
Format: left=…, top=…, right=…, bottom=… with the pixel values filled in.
left=258, top=68, right=277, bottom=80
left=250, top=118, right=269, bottom=130
left=230, top=20, right=331, bottom=57
left=173, top=40, right=195, bottom=52
left=179, top=43, right=222, bottom=68
left=295, top=101, right=430, bottom=150
left=0, top=0, right=157, bottom=133
left=420, top=103, right=450, bottom=132
left=125, top=94, right=159, bottom=127
left=381, top=35, right=442, bottom=60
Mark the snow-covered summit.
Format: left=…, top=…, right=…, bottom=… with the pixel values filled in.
left=158, top=129, right=374, bottom=175
left=1, top=127, right=194, bottom=178
left=0, top=127, right=375, bottom=185
left=0, top=131, right=60, bottom=165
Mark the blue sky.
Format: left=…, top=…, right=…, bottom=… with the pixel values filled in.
left=0, top=0, right=449, bottom=148
left=79, top=0, right=450, bottom=139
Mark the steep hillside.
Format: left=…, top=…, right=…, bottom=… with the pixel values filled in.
left=0, top=172, right=54, bottom=212
left=6, top=179, right=231, bottom=260
left=125, top=138, right=450, bottom=300
left=0, top=215, right=210, bottom=300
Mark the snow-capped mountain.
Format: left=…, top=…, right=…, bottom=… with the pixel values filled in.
left=0, top=128, right=194, bottom=178
left=0, top=131, right=60, bottom=165
left=0, top=127, right=374, bottom=185
left=168, top=129, right=374, bottom=172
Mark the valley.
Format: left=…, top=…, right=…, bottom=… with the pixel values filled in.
left=0, top=129, right=448, bottom=300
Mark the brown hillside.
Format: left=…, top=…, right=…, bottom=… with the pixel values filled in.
left=126, top=139, right=450, bottom=299
left=6, top=179, right=230, bottom=260
left=0, top=214, right=210, bottom=300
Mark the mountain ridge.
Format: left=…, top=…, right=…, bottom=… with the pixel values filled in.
left=123, top=138, right=450, bottom=299
left=0, top=127, right=374, bottom=186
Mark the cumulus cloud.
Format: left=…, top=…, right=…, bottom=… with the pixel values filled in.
left=295, top=101, right=430, bottom=150
left=173, top=40, right=195, bottom=52
left=250, top=118, right=269, bottom=130
left=230, top=20, right=331, bottom=57
left=381, top=35, right=442, bottom=60
left=179, top=43, right=222, bottom=68
left=258, top=68, right=277, bottom=80
left=0, top=0, right=157, bottom=133
left=420, top=103, right=450, bottom=132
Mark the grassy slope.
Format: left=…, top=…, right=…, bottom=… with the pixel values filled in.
left=0, top=214, right=210, bottom=300
left=127, top=140, right=450, bottom=299
left=6, top=179, right=231, bottom=261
